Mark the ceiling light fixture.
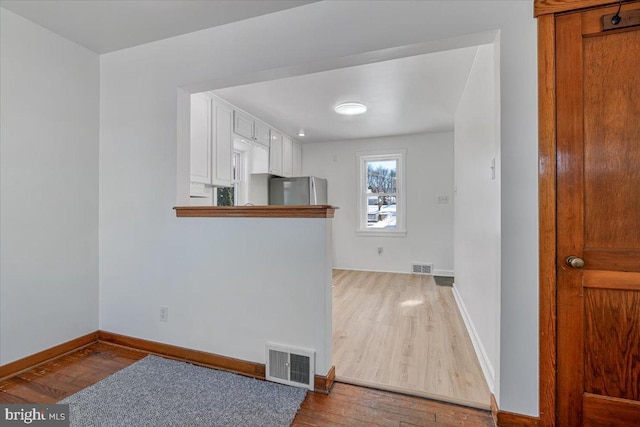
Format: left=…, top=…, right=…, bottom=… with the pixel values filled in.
left=335, top=102, right=367, bottom=116
left=298, top=130, right=306, bottom=137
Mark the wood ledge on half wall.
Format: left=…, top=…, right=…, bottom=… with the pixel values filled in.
left=173, top=205, right=337, bottom=218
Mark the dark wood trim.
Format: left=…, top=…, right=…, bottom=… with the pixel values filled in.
left=98, top=331, right=335, bottom=393
left=174, top=205, right=337, bottom=218
left=314, top=365, right=335, bottom=394
left=491, top=393, right=541, bottom=427
left=0, top=330, right=335, bottom=394
left=97, top=330, right=266, bottom=379
left=537, top=12, right=557, bottom=427
left=0, top=331, right=98, bottom=380
left=490, top=394, right=499, bottom=426
left=534, top=0, right=619, bottom=17
left=497, top=410, right=540, bottom=427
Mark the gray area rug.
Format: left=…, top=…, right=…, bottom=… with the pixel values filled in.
left=434, top=276, right=454, bottom=287
left=59, top=355, right=307, bottom=427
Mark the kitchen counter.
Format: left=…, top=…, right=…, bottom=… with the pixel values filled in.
left=173, top=205, right=337, bottom=218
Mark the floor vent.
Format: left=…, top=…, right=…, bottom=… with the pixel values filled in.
left=412, top=263, right=434, bottom=275
left=266, top=343, right=315, bottom=391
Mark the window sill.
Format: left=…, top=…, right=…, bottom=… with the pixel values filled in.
left=356, top=229, right=407, bottom=237
left=174, top=205, right=337, bottom=218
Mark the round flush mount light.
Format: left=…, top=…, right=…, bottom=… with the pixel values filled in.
left=335, top=102, right=367, bottom=116
left=298, top=129, right=306, bottom=137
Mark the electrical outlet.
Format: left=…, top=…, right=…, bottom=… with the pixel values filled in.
left=160, top=306, right=169, bottom=322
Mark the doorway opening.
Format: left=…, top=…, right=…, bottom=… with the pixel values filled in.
left=177, top=31, right=500, bottom=411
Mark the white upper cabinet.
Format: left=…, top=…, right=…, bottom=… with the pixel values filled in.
left=212, top=101, right=233, bottom=186
left=190, top=94, right=212, bottom=184
left=282, top=135, right=293, bottom=178
left=207, top=97, right=302, bottom=179
left=233, top=110, right=254, bottom=140
left=269, top=130, right=283, bottom=176
left=254, top=121, right=271, bottom=146
left=293, top=140, right=302, bottom=177
left=251, top=143, right=269, bottom=174
left=190, top=94, right=233, bottom=190
left=233, top=110, right=271, bottom=147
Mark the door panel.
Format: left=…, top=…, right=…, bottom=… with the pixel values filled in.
left=583, top=393, right=640, bottom=427
left=583, top=31, right=640, bottom=250
left=584, top=288, right=640, bottom=399
left=556, top=3, right=640, bottom=426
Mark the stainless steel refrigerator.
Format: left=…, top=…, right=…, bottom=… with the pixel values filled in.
left=269, top=177, right=328, bottom=205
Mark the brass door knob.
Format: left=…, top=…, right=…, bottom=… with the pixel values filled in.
left=566, top=256, right=585, bottom=269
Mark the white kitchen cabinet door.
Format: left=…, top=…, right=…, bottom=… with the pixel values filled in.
left=251, top=143, right=269, bottom=174
left=190, top=94, right=212, bottom=184
left=254, top=121, right=271, bottom=145
left=212, top=102, right=233, bottom=186
left=233, top=110, right=254, bottom=140
left=269, top=130, right=283, bottom=176
left=282, top=135, right=293, bottom=177
left=293, top=140, right=302, bottom=177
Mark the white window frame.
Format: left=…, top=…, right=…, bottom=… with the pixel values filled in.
left=213, top=150, right=244, bottom=207
left=356, top=149, right=407, bottom=237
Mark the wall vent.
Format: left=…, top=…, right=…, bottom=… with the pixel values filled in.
left=412, top=263, right=434, bottom=275
left=266, top=343, right=315, bottom=391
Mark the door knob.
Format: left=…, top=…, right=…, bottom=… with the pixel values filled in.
left=566, top=256, right=585, bottom=269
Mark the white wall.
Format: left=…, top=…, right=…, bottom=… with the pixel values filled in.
left=0, top=9, right=99, bottom=364
left=453, top=44, right=501, bottom=394
left=99, top=1, right=537, bottom=414
left=98, top=217, right=333, bottom=373
left=304, top=133, right=454, bottom=275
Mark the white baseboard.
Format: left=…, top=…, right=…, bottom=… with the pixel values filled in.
left=433, top=269, right=454, bottom=277
left=333, top=266, right=412, bottom=275
left=333, top=267, right=455, bottom=276
left=451, top=285, right=495, bottom=393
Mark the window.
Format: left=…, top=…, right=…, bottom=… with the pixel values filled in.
left=215, top=150, right=243, bottom=206
left=357, top=150, right=406, bottom=236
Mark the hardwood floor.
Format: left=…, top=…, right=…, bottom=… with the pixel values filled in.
left=0, top=342, right=493, bottom=426
left=0, top=342, right=145, bottom=404
left=332, top=269, right=491, bottom=409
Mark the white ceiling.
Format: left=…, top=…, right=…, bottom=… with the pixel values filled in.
left=0, top=0, right=316, bottom=53
left=1, top=0, right=480, bottom=143
left=214, top=47, right=479, bottom=143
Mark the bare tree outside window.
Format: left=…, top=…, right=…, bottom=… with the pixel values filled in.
left=357, top=150, right=405, bottom=235
left=366, top=160, right=397, bottom=228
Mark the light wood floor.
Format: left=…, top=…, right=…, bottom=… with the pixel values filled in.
left=0, top=342, right=494, bottom=426
left=332, top=269, right=491, bottom=409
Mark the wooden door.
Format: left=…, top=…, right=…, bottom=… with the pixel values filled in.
left=556, top=3, right=640, bottom=426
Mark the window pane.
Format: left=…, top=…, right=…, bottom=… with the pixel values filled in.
left=366, top=195, right=397, bottom=228
left=367, top=160, right=397, bottom=193
left=217, top=186, right=234, bottom=206
left=232, top=151, right=241, bottom=181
